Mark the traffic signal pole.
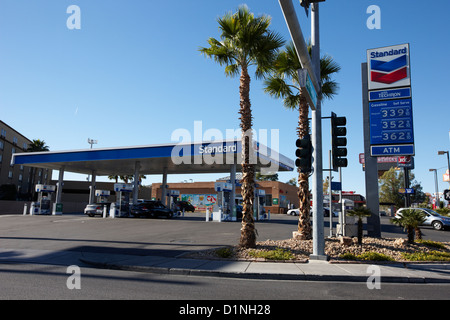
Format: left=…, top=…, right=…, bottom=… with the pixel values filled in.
left=279, top=0, right=326, bottom=260
left=310, top=3, right=326, bottom=260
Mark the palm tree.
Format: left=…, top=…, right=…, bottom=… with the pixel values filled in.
left=391, top=209, right=427, bottom=244
left=347, top=206, right=372, bottom=245
left=200, top=5, right=284, bottom=248
left=264, top=42, right=340, bottom=240
left=27, top=139, right=49, bottom=152
left=26, top=139, right=50, bottom=198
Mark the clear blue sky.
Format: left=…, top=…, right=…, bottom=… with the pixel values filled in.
left=1, top=0, right=449, bottom=198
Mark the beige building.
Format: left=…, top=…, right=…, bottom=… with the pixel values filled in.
left=0, top=120, right=51, bottom=199
left=151, top=180, right=300, bottom=214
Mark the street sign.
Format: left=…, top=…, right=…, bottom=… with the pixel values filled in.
left=444, top=189, right=450, bottom=201
left=444, top=170, right=450, bottom=182
left=369, top=98, right=414, bottom=145
left=331, top=181, right=341, bottom=191
left=398, top=188, right=414, bottom=194
left=369, top=87, right=411, bottom=101
left=371, top=144, right=414, bottom=156
left=367, top=43, right=411, bottom=90
left=397, top=155, right=414, bottom=169
left=298, top=69, right=317, bottom=109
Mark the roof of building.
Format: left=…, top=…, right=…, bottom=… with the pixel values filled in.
left=11, top=140, right=295, bottom=176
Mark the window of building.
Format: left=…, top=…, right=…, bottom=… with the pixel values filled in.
left=1, top=129, right=6, bottom=138
left=13, top=136, right=18, bottom=145
left=265, top=194, right=272, bottom=207
left=8, top=170, right=13, bottom=179
left=0, top=141, right=3, bottom=150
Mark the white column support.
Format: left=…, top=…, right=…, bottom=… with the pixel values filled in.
left=56, top=166, right=65, bottom=204
left=133, top=161, right=140, bottom=205
left=89, top=170, right=96, bottom=204
left=161, top=167, right=168, bottom=206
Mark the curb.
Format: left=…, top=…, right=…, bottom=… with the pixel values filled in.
left=79, top=258, right=450, bottom=284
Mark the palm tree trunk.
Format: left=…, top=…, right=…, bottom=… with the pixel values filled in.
left=407, top=226, right=415, bottom=244
left=296, top=96, right=312, bottom=240
left=357, top=218, right=363, bottom=245
left=239, top=64, right=256, bottom=248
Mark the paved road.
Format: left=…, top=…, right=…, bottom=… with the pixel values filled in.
left=0, top=213, right=448, bottom=257
left=1, top=263, right=448, bottom=300
left=0, top=213, right=449, bottom=301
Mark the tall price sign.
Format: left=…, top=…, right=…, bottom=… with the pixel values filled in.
left=366, top=43, right=414, bottom=157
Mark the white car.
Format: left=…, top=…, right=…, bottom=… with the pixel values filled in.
left=395, top=208, right=450, bottom=231
left=287, top=208, right=300, bottom=216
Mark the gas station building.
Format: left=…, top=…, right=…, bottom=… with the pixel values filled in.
left=11, top=140, right=296, bottom=216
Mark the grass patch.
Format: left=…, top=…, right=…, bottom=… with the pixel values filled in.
left=416, top=239, right=446, bottom=250
left=248, top=248, right=295, bottom=260
left=401, top=251, right=450, bottom=262
left=339, top=251, right=394, bottom=262
left=215, top=247, right=234, bottom=258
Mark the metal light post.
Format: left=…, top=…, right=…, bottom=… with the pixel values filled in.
left=429, top=169, right=439, bottom=208
left=438, top=151, right=450, bottom=187
left=88, top=138, right=98, bottom=149
left=279, top=0, right=326, bottom=260
left=87, top=138, right=98, bottom=182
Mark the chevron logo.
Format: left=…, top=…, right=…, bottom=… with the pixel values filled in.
left=370, top=55, right=408, bottom=84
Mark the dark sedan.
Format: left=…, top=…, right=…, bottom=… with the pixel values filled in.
left=130, top=201, right=173, bottom=219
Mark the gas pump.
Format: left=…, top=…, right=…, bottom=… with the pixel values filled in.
left=214, top=182, right=232, bottom=222
left=95, top=190, right=111, bottom=218
left=95, top=190, right=111, bottom=203
left=167, top=190, right=180, bottom=215
left=30, top=184, right=56, bottom=215
left=112, top=184, right=134, bottom=217
left=254, top=189, right=266, bottom=221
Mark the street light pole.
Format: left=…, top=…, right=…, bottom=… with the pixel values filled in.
left=429, top=169, right=439, bottom=208
left=438, top=151, right=450, bottom=187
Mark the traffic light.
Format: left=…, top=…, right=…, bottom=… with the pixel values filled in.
left=331, top=112, right=348, bottom=169
left=299, top=0, right=325, bottom=16
left=295, top=134, right=312, bottom=173
left=300, top=0, right=326, bottom=8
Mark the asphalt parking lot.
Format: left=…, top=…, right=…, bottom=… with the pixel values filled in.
left=0, top=213, right=448, bottom=258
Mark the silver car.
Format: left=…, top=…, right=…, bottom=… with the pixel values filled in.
left=395, top=208, right=450, bottom=231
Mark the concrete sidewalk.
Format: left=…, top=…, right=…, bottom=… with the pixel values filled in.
left=0, top=247, right=449, bottom=283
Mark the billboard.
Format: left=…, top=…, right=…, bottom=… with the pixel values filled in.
left=367, top=43, right=410, bottom=90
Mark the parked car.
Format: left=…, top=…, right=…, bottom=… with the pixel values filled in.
left=130, top=200, right=173, bottom=219
left=395, top=207, right=450, bottom=231
left=287, top=208, right=300, bottom=216
left=84, top=203, right=111, bottom=217
left=175, top=201, right=195, bottom=212
left=294, top=208, right=338, bottom=217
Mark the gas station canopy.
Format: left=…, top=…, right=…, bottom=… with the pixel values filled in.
left=11, top=140, right=295, bottom=175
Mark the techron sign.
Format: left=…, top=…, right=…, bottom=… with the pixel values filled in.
left=367, top=43, right=411, bottom=90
